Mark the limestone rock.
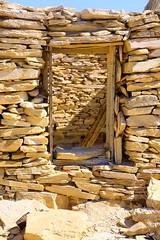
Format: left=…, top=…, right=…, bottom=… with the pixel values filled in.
left=0, top=127, right=45, bottom=138
left=24, top=136, right=48, bottom=145
left=125, top=95, right=158, bottom=109
left=24, top=108, right=47, bottom=118
left=74, top=180, right=101, bottom=194
left=0, top=68, right=40, bottom=81
left=149, top=139, right=160, bottom=152
left=126, top=115, right=160, bottom=127
left=100, top=171, right=137, bottom=180
left=122, top=106, right=153, bottom=116
left=26, top=116, right=49, bottom=127
left=147, top=177, right=160, bottom=209
left=45, top=185, right=97, bottom=200
left=123, top=222, right=149, bottom=236
left=24, top=209, right=89, bottom=240
left=0, top=199, right=48, bottom=230
left=16, top=192, right=58, bottom=209
left=36, top=172, right=70, bottom=184
left=0, top=139, right=23, bottom=152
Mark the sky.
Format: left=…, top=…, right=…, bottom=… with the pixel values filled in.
left=8, top=0, right=149, bottom=13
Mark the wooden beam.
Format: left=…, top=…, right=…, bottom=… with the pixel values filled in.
left=106, top=46, right=116, bottom=160
left=49, top=42, right=123, bottom=49
left=52, top=47, right=109, bottom=55
left=48, top=47, right=53, bottom=161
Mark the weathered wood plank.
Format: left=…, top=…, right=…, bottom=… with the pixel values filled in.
left=49, top=47, right=53, bottom=161
left=106, top=46, right=116, bottom=159
left=114, top=137, right=122, bottom=164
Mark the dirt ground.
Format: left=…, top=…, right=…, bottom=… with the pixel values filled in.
left=75, top=201, right=136, bottom=240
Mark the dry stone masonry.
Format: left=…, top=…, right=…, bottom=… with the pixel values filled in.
left=0, top=1, right=159, bottom=211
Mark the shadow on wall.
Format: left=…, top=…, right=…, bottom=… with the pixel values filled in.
left=51, top=53, right=107, bottom=148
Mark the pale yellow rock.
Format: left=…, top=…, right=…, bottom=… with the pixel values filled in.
left=5, top=165, right=55, bottom=176
left=129, top=49, right=149, bottom=55
left=149, top=49, right=160, bottom=58
left=0, top=80, right=39, bottom=93
left=153, top=108, right=160, bottom=115
left=0, top=161, right=22, bottom=167
left=123, top=222, right=149, bottom=236
left=100, top=190, right=124, bottom=200
left=26, top=116, right=49, bottom=127
left=24, top=209, right=89, bottom=240
left=0, top=19, right=46, bottom=30
left=24, top=136, right=48, bottom=145
left=123, top=58, right=160, bottom=73
left=0, top=127, right=45, bottom=138
left=45, top=185, right=97, bottom=200
left=78, top=8, right=125, bottom=20
left=20, top=102, right=34, bottom=108
left=0, top=178, right=44, bottom=191
left=0, top=28, right=46, bottom=39
left=26, top=152, right=51, bottom=159
left=126, top=115, right=160, bottom=127
left=125, top=95, right=158, bottom=109
left=74, top=180, right=101, bottom=194
left=100, top=171, right=137, bottom=180
left=0, top=49, right=42, bottom=58
left=0, top=93, right=25, bottom=105
left=0, top=62, right=16, bottom=71
left=122, top=106, right=153, bottom=116
left=128, top=55, right=148, bottom=62
left=124, top=38, right=160, bottom=53
left=36, top=172, right=70, bottom=184
left=126, top=127, right=160, bottom=137
left=20, top=145, right=47, bottom=153
left=112, top=165, right=138, bottom=174
left=127, top=81, right=160, bottom=91
left=0, top=68, right=40, bottom=81
left=0, top=168, right=4, bottom=179
left=1, top=119, right=31, bottom=127
left=24, top=108, right=47, bottom=118
left=16, top=192, right=58, bottom=209
left=0, top=139, right=23, bottom=152
left=127, top=135, right=149, bottom=143
left=147, top=178, right=160, bottom=209
left=23, top=158, right=48, bottom=167
left=149, top=139, right=160, bottom=152
left=125, top=141, right=148, bottom=152
left=2, top=112, right=21, bottom=121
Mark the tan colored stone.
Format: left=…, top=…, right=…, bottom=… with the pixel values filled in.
left=127, top=135, right=149, bottom=143
left=125, top=140, right=148, bottom=152
left=24, top=136, right=48, bottom=145
left=56, top=147, right=104, bottom=160
left=0, top=62, right=16, bottom=71
left=0, top=92, right=28, bottom=105
left=149, top=139, right=160, bottom=152
left=0, top=19, right=46, bottom=30
left=129, top=49, right=149, bottom=55
left=100, top=171, right=137, bottom=180
left=127, top=81, right=160, bottom=91
left=126, top=115, right=160, bottom=127
left=0, top=80, right=39, bottom=92
left=112, top=165, right=138, bottom=173
left=128, top=55, right=148, bottom=62
left=153, top=108, right=160, bottom=115
left=26, top=152, right=51, bottom=159
left=126, top=127, right=160, bottom=137
left=0, top=49, right=42, bottom=58
left=0, top=9, right=46, bottom=20
left=0, top=127, right=45, bottom=138
left=45, top=185, right=97, bottom=200
left=78, top=8, right=125, bottom=20
left=24, top=209, right=89, bottom=240
left=2, top=112, right=21, bottom=121
left=24, top=108, right=47, bottom=118
left=0, top=178, right=44, bottom=191
left=0, top=68, right=40, bottom=81
left=123, top=58, right=160, bottom=73
left=122, top=106, right=153, bottom=116
left=26, top=116, right=49, bottom=127
left=16, top=192, right=57, bottom=209
left=74, top=180, right=101, bottom=194
left=0, top=139, right=23, bottom=152
left=36, top=172, right=70, bottom=184
left=100, top=190, right=125, bottom=200
left=5, top=165, right=55, bottom=176
left=123, top=222, right=149, bottom=236
left=0, top=161, right=22, bottom=167
left=20, top=145, right=47, bottom=153
left=0, top=28, right=46, bottom=39
left=1, top=119, right=31, bottom=127
left=147, top=178, right=160, bottom=209
left=124, top=38, right=160, bottom=53
left=125, top=95, right=158, bottom=109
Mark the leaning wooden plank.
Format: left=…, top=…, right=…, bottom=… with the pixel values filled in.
left=106, top=46, right=116, bottom=159
left=115, top=111, right=126, bottom=137
left=55, top=147, right=105, bottom=160
left=81, top=104, right=106, bottom=147
left=114, top=137, right=122, bottom=164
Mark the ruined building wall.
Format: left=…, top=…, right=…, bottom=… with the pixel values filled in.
left=0, top=1, right=159, bottom=206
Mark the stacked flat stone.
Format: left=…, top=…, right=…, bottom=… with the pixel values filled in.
left=121, top=12, right=160, bottom=176
left=0, top=1, right=50, bottom=168
left=52, top=53, right=107, bottom=146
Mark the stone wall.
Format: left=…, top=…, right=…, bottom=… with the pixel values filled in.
left=0, top=1, right=159, bottom=207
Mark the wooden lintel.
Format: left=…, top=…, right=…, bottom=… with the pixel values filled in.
left=52, top=47, right=109, bottom=55
left=49, top=41, right=123, bottom=49
left=106, top=46, right=116, bottom=160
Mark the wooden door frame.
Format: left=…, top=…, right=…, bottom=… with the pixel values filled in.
left=45, top=42, right=123, bottom=162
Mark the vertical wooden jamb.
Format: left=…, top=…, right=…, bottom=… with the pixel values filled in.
left=106, top=46, right=116, bottom=160
left=49, top=47, right=53, bottom=161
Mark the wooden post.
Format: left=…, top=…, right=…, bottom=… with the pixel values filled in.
left=106, top=46, right=116, bottom=160
left=48, top=47, right=53, bottom=161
